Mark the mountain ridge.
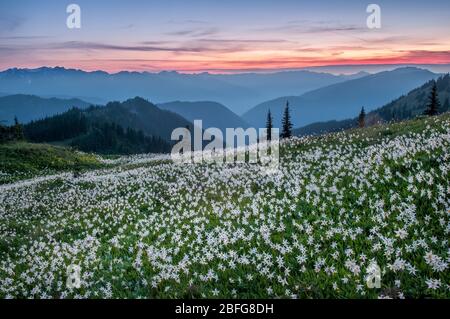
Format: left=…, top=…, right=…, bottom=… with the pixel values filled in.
left=242, top=67, right=440, bottom=128
left=158, top=100, right=250, bottom=133
left=0, top=94, right=90, bottom=124
left=0, top=66, right=367, bottom=114
left=294, top=74, right=450, bottom=136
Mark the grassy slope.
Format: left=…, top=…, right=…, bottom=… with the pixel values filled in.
left=0, top=142, right=102, bottom=184
left=0, top=113, right=448, bottom=299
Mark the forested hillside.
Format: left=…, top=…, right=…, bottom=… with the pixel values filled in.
left=295, top=74, right=450, bottom=136
left=24, top=107, right=170, bottom=155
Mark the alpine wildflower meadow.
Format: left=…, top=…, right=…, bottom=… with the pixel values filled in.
left=0, top=114, right=449, bottom=299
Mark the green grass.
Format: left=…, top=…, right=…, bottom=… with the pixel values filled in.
left=0, top=142, right=102, bottom=184
left=0, top=113, right=449, bottom=299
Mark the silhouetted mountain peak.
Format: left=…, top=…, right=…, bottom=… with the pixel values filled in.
left=2, top=66, right=109, bottom=77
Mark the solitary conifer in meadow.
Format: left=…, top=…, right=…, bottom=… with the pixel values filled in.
left=0, top=120, right=7, bottom=142
left=266, top=109, right=273, bottom=141
left=281, top=101, right=293, bottom=139
left=358, top=107, right=366, bottom=128
left=13, top=116, right=24, bottom=140
left=424, top=82, right=440, bottom=116
left=391, top=110, right=396, bottom=122
left=72, top=158, right=82, bottom=178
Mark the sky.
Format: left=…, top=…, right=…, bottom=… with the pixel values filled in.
left=1, top=0, right=450, bottom=73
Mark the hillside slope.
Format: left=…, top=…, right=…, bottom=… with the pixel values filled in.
left=0, top=94, right=90, bottom=124
left=243, top=67, right=440, bottom=128
left=23, top=104, right=173, bottom=154
left=86, top=97, right=191, bottom=141
left=295, top=74, right=450, bottom=136
left=0, top=142, right=101, bottom=184
left=1, top=113, right=449, bottom=298
left=158, top=101, right=249, bottom=132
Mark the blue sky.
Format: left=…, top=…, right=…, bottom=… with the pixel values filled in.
left=1, top=0, right=450, bottom=72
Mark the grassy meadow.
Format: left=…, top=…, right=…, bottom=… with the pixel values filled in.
left=0, top=114, right=449, bottom=299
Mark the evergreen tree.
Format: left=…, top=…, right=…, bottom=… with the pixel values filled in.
left=266, top=109, right=273, bottom=141
left=0, top=121, right=7, bottom=143
left=281, top=101, right=293, bottom=139
left=13, top=116, right=24, bottom=140
left=424, top=82, right=441, bottom=116
left=358, top=107, right=366, bottom=128
left=72, top=158, right=83, bottom=178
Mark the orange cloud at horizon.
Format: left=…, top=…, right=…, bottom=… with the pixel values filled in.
left=2, top=35, right=450, bottom=73
left=5, top=49, right=449, bottom=74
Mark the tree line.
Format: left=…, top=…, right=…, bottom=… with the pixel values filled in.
left=1, top=107, right=170, bottom=154
left=71, top=121, right=170, bottom=155
left=0, top=117, right=24, bottom=143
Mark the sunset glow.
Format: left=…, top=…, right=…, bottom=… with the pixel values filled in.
left=1, top=0, right=450, bottom=73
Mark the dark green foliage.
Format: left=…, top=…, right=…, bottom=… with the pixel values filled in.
left=281, top=101, right=293, bottom=139
left=24, top=107, right=171, bottom=155
left=358, top=107, right=366, bottom=128
left=0, top=117, right=24, bottom=143
left=24, top=108, right=88, bottom=142
left=13, top=117, right=24, bottom=140
left=88, top=97, right=191, bottom=141
left=72, top=158, right=83, bottom=178
left=371, top=75, right=448, bottom=121
left=266, top=109, right=273, bottom=141
left=424, top=81, right=441, bottom=116
left=376, top=75, right=448, bottom=121
left=0, top=125, right=16, bottom=143
left=71, top=122, right=170, bottom=155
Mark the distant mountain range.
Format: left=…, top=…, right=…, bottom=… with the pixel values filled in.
left=242, top=67, right=441, bottom=129
left=0, top=67, right=367, bottom=114
left=1, top=66, right=448, bottom=153
left=294, top=74, right=450, bottom=136
left=158, top=101, right=249, bottom=133
left=301, top=63, right=450, bottom=75
left=0, top=94, right=90, bottom=124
